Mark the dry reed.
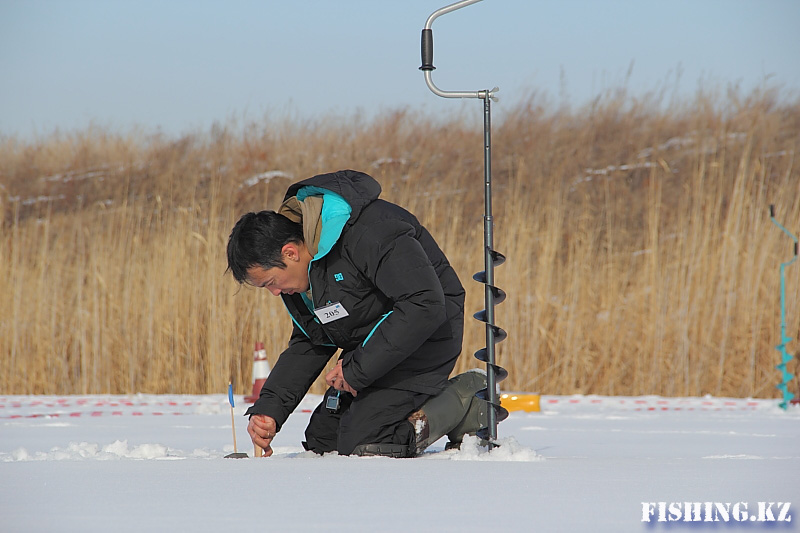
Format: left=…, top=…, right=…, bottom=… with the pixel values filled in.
left=1, top=86, right=798, bottom=399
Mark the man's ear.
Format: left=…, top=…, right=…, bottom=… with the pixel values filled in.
left=281, top=243, right=300, bottom=262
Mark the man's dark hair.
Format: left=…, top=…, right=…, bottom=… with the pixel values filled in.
left=226, top=210, right=304, bottom=284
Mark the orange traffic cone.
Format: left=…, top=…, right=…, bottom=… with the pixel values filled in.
left=245, top=342, right=270, bottom=403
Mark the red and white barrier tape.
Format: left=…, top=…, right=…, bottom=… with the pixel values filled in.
left=0, top=394, right=779, bottom=419
left=0, top=400, right=204, bottom=409
left=1, top=408, right=314, bottom=420
left=540, top=396, right=768, bottom=411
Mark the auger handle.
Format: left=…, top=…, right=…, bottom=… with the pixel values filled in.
left=420, top=29, right=434, bottom=71
left=420, top=0, right=498, bottom=100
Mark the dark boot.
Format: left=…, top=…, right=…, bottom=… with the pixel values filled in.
left=408, top=370, right=488, bottom=455
left=350, top=443, right=414, bottom=458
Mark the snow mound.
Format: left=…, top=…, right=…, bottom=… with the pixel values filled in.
left=194, top=401, right=225, bottom=415
left=240, top=170, right=293, bottom=188
left=424, top=435, right=543, bottom=462
left=2, top=440, right=184, bottom=461
left=702, top=454, right=763, bottom=460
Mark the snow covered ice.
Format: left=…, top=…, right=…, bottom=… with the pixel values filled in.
left=1, top=393, right=798, bottom=532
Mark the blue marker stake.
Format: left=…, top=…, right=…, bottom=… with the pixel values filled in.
left=224, top=381, right=249, bottom=458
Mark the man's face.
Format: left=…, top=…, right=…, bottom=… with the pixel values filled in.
left=246, top=243, right=311, bottom=296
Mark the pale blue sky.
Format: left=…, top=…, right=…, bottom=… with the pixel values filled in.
left=1, top=0, right=799, bottom=140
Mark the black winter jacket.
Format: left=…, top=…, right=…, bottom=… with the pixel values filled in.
left=245, top=170, right=465, bottom=429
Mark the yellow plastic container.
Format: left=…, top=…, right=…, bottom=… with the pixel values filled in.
left=500, top=393, right=541, bottom=412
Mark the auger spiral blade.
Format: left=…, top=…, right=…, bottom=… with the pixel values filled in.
left=473, top=249, right=507, bottom=447
left=476, top=382, right=510, bottom=442
left=473, top=349, right=509, bottom=380
left=471, top=276, right=507, bottom=304
left=473, top=249, right=506, bottom=271
left=775, top=349, right=795, bottom=409
left=471, top=316, right=508, bottom=343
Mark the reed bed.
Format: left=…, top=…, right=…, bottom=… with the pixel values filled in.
left=1, top=87, right=798, bottom=398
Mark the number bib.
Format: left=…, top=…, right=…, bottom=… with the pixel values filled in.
left=314, top=302, right=349, bottom=324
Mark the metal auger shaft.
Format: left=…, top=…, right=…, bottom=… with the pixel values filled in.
left=420, top=0, right=508, bottom=447
left=473, top=94, right=508, bottom=447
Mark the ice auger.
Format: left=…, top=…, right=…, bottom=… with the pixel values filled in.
left=769, top=205, right=798, bottom=409
left=420, top=0, right=509, bottom=446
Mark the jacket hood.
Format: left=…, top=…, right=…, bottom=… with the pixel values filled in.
left=283, top=170, right=381, bottom=224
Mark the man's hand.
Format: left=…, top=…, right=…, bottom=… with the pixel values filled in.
left=247, top=414, right=278, bottom=457
left=325, top=360, right=358, bottom=396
